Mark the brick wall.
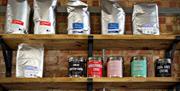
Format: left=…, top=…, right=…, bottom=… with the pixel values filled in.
left=0, top=0, right=180, bottom=91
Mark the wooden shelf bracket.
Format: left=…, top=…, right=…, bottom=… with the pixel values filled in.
left=87, top=36, right=93, bottom=91
left=0, top=85, right=8, bottom=91
left=0, top=38, right=12, bottom=77
left=166, top=36, right=180, bottom=91
left=175, top=84, right=180, bottom=91
left=87, top=78, right=93, bottom=91
left=88, top=36, right=94, bottom=57
left=165, top=36, right=180, bottom=59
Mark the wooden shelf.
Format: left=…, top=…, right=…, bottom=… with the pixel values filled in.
left=0, top=77, right=179, bottom=90
left=0, top=77, right=87, bottom=90
left=0, top=34, right=179, bottom=50
left=93, top=77, right=180, bottom=89
left=93, top=34, right=180, bottom=50
left=0, top=34, right=88, bottom=50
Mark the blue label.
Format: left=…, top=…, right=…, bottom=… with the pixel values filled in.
left=143, top=24, right=153, bottom=27
left=108, top=23, right=119, bottom=29
left=24, top=66, right=37, bottom=70
left=108, top=23, right=119, bottom=33
left=73, top=23, right=84, bottom=29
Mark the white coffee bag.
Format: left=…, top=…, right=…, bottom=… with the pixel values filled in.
left=67, top=0, right=90, bottom=35
left=101, top=0, right=125, bottom=35
left=132, top=4, right=160, bottom=35
left=16, top=43, right=44, bottom=78
left=34, top=0, right=57, bottom=34
left=5, top=0, right=30, bottom=34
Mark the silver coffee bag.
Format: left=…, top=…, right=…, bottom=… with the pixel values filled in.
left=67, top=0, right=90, bottom=35
left=101, top=0, right=125, bottom=35
left=34, top=0, right=57, bottom=34
left=132, top=4, right=160, bottom=35
left=16, top=43, right=44, bottom=78
left=5, top=0, right=30, bottom=34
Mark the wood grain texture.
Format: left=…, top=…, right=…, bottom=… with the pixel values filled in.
left=93, top=77, right=180, bottom=89
left=0, top=77, right=179, bottom=90
left=0, top=34, right=179, bottom=50
left=93, top=34, right=180, bottom=50
left=1, top=34, right=88, bottom=50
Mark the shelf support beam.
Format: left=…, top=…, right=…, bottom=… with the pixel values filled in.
left=87, top=78, right=93, bottom=91
left=168, top=83, right=180, bottom=91
left=175, top=84, right=180, bottom=91
left=0, top=85, right=8, bottom=91
left=0, top=38, right=13, bottom=77
left=88, top=36, right=94, bottom=57
left=168, top=88, right=174, bottom=91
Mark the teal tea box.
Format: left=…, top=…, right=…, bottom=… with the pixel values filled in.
left=131, top=56, right=147, bottom=77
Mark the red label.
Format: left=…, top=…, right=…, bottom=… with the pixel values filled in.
left=88, top=60, right=102, bottom=77
left=40, top=21, right=51, bottom=26
left=11, top=20, right=24, bottom=25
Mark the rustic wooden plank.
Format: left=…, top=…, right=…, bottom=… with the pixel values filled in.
left=0, top=77, right=179, bottom=90
left=93, top=77, right=180, bottom=89
left=93, top=77, right=180, bottom=82
left=0, top=34, right=179, bottom=50
left=0, top=77, right=87, bottom=83
left=0, top=34, right=88, bottom=50
left=93, top=35, right=180, bottom=50
left=0, top=77, right=87, bottom=90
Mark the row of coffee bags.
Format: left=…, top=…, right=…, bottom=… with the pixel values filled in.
left=5, top=0, right=160, bottom=35
left=5, top=0, right=57, bottom=34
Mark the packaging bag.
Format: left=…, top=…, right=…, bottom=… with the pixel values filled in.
left=67, top=0, right=90, bottom=35
left=16, top=43, right=44, bottom=78
left=101, top=0, right=125, bottom=35
left=34, top=0, right=57, bottom=34
left=132, top=4, right=160, bottom=35
left=5, top=0, right=30, bottom=34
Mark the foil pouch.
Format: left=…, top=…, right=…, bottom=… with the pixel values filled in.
left=34, top=0, right=57, bottom=34
left=132, top=4, right=160, bottom=35
left=16, top=43, right=44, bottom=78
left=101, top=0, right=125, bottom=35
left=5, top=0, right=30, bottom=34
left=67, top=0, right=90, bottom=35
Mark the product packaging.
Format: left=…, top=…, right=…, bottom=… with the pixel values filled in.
left=155, top=59, right=171, bottom=77
left=16, top=43, right=44, bottom=78
left=34, top=0, right=57, bottom=34
left=107, top=56, right=123, bottom=77
left=88, top=57, right=102, bottom=77
left=67, top=0, right=90, bottom=35
left=68, top=56, right=86, bottom=77
left=5, top=0, right=30, bottom=34
left=132, top=4, right=160, bottom=35
left=131, top=56, right=147, bottom=77
left=101, top=0, right=125, bottom=35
